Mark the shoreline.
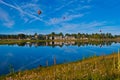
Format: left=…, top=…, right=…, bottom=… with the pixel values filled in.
left=0, top=38, right=120, bottom=44
left=1, top=52, right=120, bottom=80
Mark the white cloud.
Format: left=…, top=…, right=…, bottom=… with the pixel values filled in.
left=21, top=3, right=40, bottom=15
left=46, top=0, right=92, bottom=25
left=53, top=21, right=106, bottom=33
left=77, top=5, right=91, bottom=10
left=0, top=0, right=92, bottom=25
left=0, top=0, right=47, bottom=24
left=45, top=0, right=76, bottom=16
left=48, top=13, right=84, bottom=25
left=54, top=0, right=75, bottom=11
left=0, top=8, right=14, bottom=27
left=80, top=0, right=93, bottom=3
left=53, top=0, right=92, bottom=12
left=31, top=0, right=38, bottom=3
left=99, top=25, right=120, bottom=34
left=65, top=14, right=84, bottom=20
left=3, top=21, right=14, bottom=27
left=79, top=21, right=106, bottom=29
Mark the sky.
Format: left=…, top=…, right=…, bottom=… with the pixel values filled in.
left=0, top=0, right=120, bottom=35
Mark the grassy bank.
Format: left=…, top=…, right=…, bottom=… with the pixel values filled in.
left=0, top=38, right=120, bottom=45
left=0, top=40, right=45, bottom=44
left=1, top=52, right=120, bottom=80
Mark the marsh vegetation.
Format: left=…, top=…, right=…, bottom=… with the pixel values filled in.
left=1, top=52, right=120, bottom=80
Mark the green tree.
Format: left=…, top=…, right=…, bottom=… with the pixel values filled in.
left=51, top=32, right=55, bottom=36
left=65, top=33, right=70, bottom=36
left=18, top=34, right=25, bottom=39
left=58, top=32, right=63, bottom=36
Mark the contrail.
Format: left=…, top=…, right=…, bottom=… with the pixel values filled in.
left=54, top=0, right=75, bottom=11
left=43, top=0, right=76, bottom=19
left=0, top=0, right=47, bottom=23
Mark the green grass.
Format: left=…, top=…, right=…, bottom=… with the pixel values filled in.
left=0, top=38, right=120, bottom=45
left=1, top=52, right=120, bottom=80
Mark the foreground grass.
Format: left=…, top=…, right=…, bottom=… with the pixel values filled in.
left=1, top=53, right=120, bottom=80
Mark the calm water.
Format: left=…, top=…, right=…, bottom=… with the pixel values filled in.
left=0, top=41, right=120, bottom=75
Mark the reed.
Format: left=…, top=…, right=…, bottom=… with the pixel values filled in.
left=46, top=60, right=48, bottom=67
left=1, top=52, right=120, bottom=80
left=118, top=49, right=120, bottom=70
left=53, top=56, right=56, bottom=65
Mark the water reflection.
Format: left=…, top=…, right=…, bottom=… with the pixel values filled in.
left=0, top=41, right=120, bottom=75
left=6, top=41, right=119, bottom=47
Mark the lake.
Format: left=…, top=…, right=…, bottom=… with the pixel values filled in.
left=0, top=41, right=120, bottom=75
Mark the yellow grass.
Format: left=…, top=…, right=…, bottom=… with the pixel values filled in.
left=1, top=52, right=120, bottom=80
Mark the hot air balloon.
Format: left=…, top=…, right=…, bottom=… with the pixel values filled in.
left=38, top=10, right=41, bottom=15
left=63, top=17, right=66, bottom=20
left=99, top=30, right=102, bottom=32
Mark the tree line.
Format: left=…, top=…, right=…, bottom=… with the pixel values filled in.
left=0, top=32, right=120, bottom=40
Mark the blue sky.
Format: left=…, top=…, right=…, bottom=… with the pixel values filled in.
left=0, top=0, right=120, bottom=34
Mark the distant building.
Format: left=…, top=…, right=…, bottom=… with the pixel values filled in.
left=45, top=35, right=76, bottom=40
left=64, top=36, right=75, bottom=40
left=46, top=36, right=49, bottom=40
left=48, top=36, right=63, bottom=40
left=83, top=38, right=88, bottom=40
left=34, top=35, right=38, bottom=39
left=54, top=36, right=63, bottom=40
left=26, top=38, right=31, bottom=40
left=49, top=36, right=54, bottom=40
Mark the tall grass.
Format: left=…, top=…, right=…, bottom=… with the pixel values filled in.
left=1, top=52, right=120, bottom=80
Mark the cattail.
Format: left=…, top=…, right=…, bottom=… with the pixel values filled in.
left=54, top=56, right=56, bottom=65
left=118, top=49, right=120, bottom=71
left=113, top=54, right=116, bottom=69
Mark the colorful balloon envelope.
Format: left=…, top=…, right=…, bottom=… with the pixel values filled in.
left=38, top=10, right=42, bottom=15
